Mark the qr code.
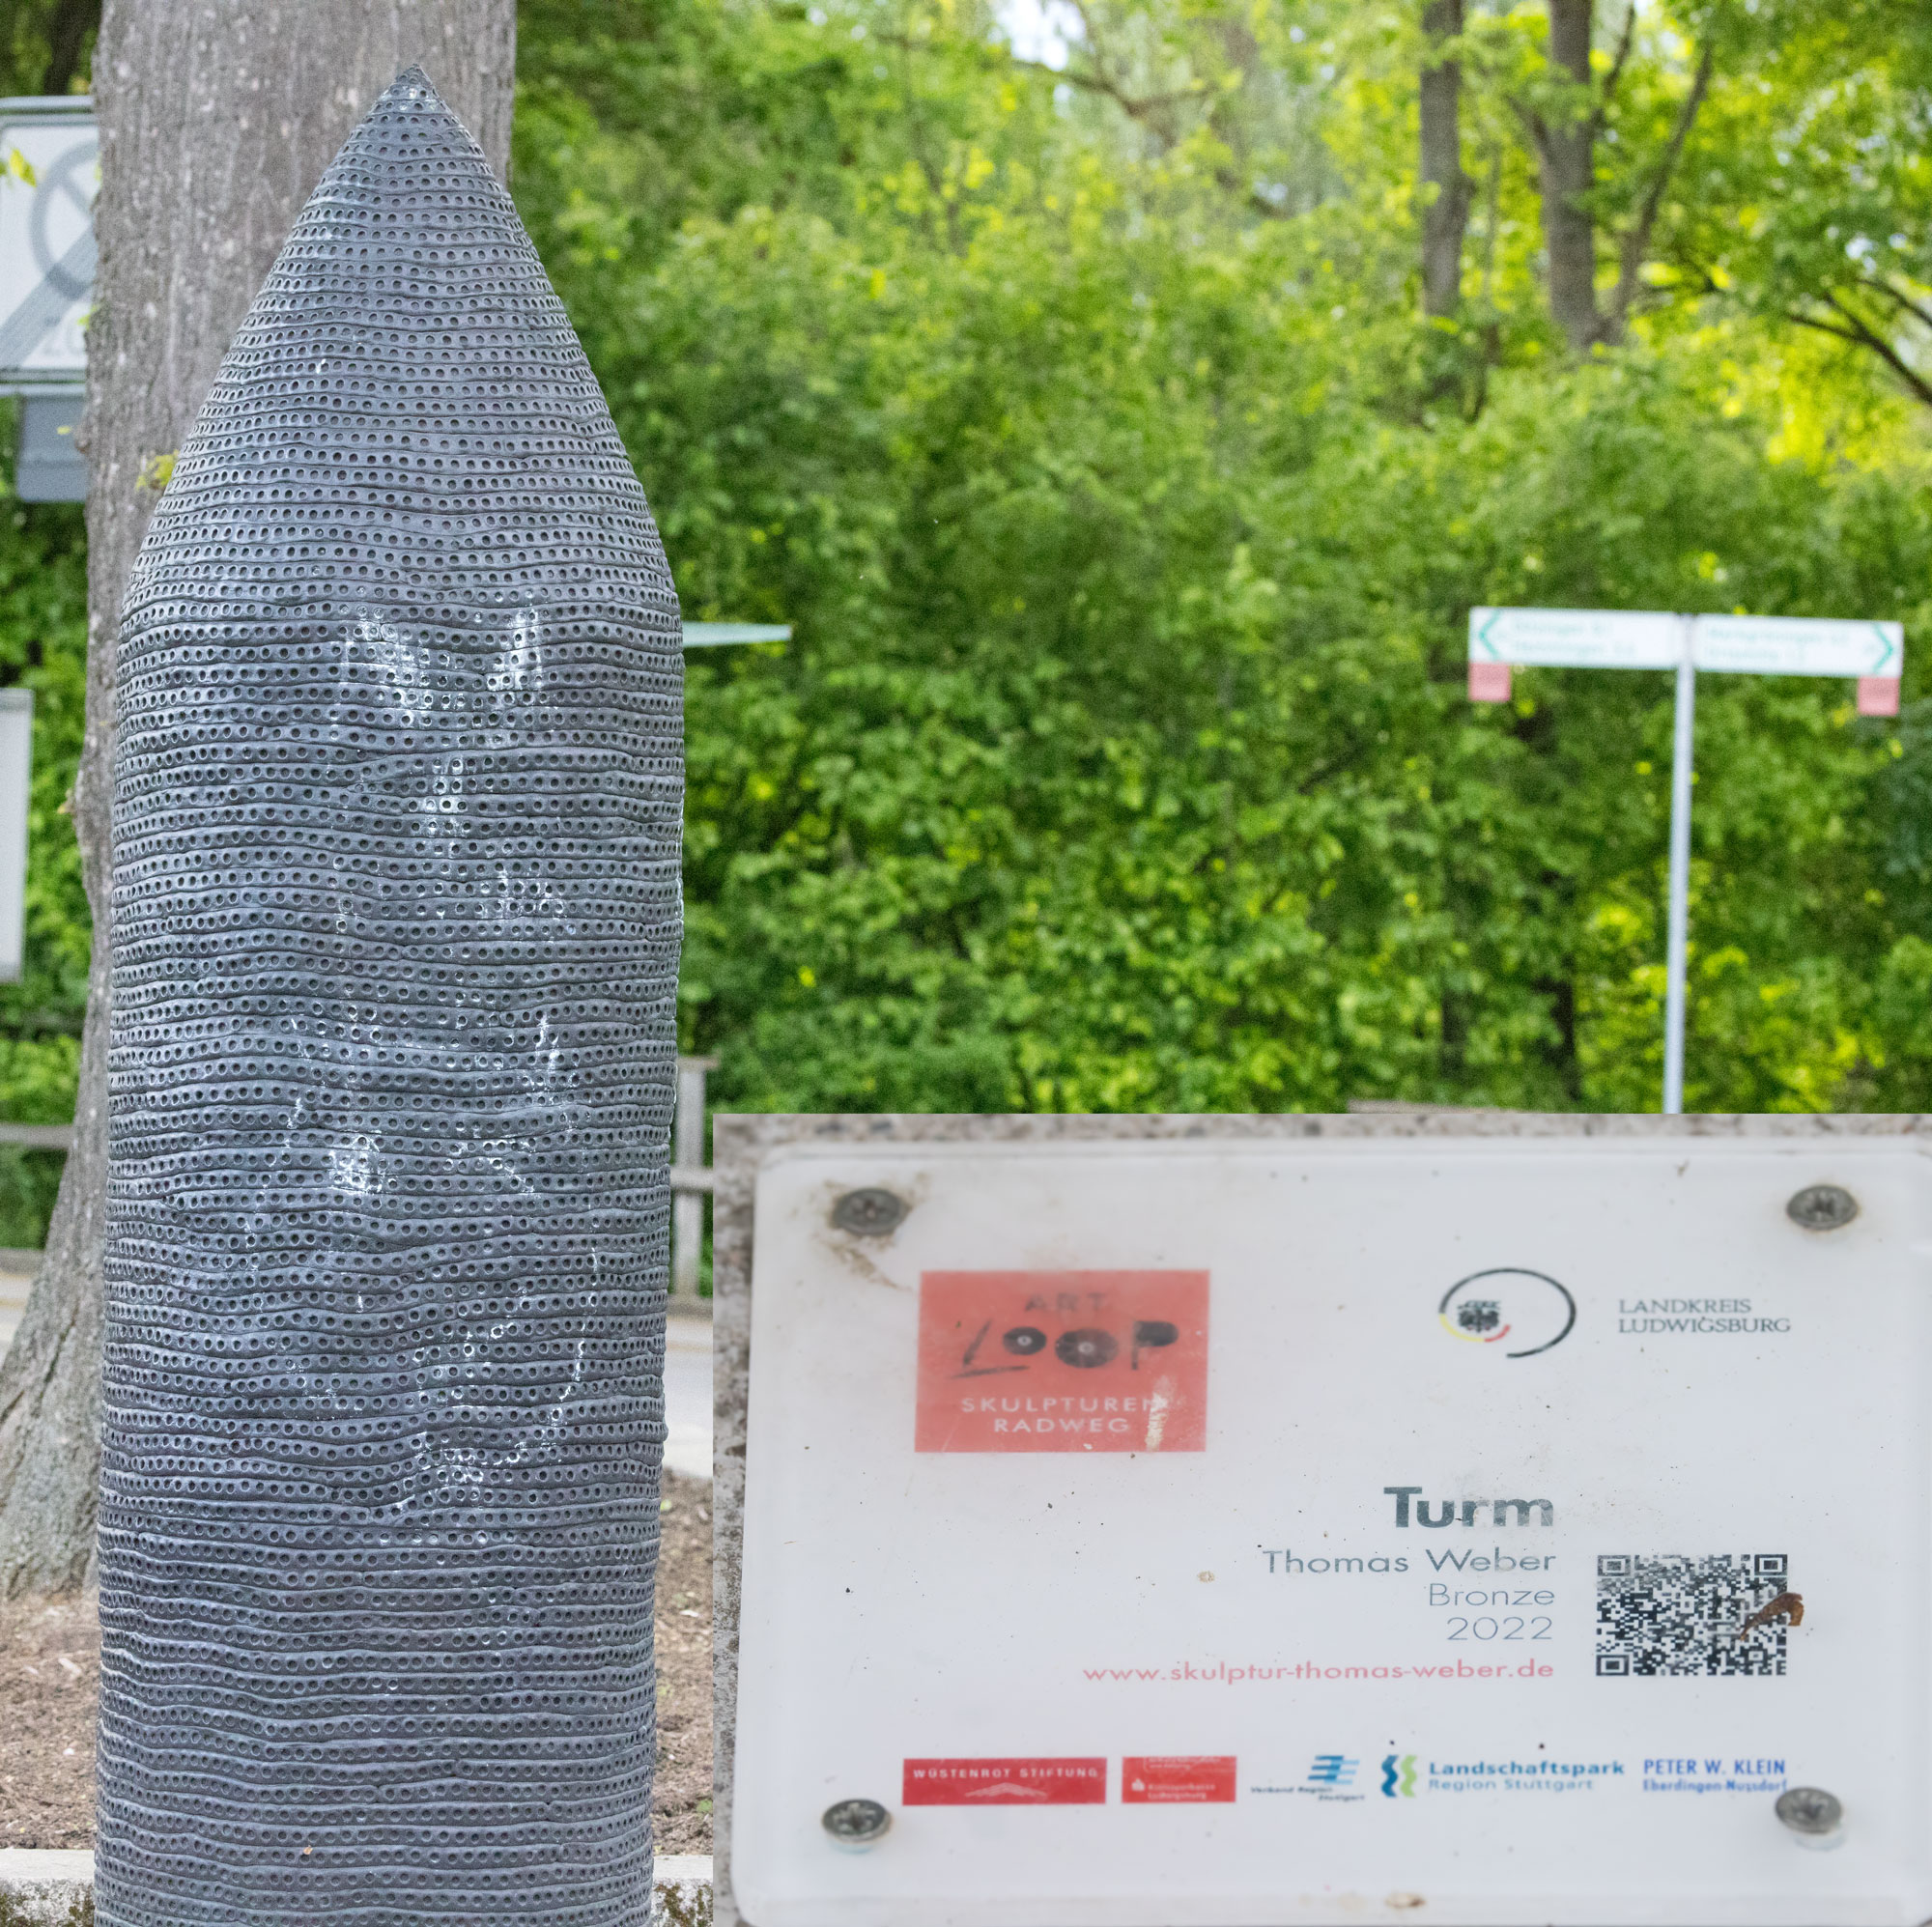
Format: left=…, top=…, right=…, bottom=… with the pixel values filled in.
left=1595, top=1554, right=1790, bottom=1677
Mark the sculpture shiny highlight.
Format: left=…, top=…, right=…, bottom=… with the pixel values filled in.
left=98, top=69, right=680, bottom=1927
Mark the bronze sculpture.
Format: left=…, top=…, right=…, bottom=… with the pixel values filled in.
left=99, top=67, right=680, bottom=1925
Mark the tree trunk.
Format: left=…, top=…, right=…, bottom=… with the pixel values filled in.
left=1538, top=0, right=1600, bottom=354
left=0, top=0, right=515, bottom=1599
left=1419, top=0, right=1472, bottom=319
left=39, top=0, right=97, bottom=96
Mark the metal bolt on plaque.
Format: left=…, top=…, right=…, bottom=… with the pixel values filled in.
left=822, top=1799, right=894, bottom=1849
left=96, top=66, right=680, bottom=1927
left=1775, top=1786, right=1845, bottom=1847
left=1787, top=1183, right=1859, bottom=1231
left=831, top=1186, right=908, bottom=1236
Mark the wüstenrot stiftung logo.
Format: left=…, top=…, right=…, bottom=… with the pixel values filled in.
left=1438, top=1267, right=1576, bottom=1359
left=1307, top=1754, right=1357, bottom=1788
left=1381, top=1753, right=1418, bottom=1798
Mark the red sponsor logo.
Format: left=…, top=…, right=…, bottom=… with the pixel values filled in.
left=916, top=1269, right=1209, bottom=1454
left=903, top=1757, right=1108, bottom=1805
left=1122, top=1756, right=1237, bottom=1803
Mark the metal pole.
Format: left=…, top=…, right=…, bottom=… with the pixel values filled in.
left=1662, top=619, right=1696, bottom=1115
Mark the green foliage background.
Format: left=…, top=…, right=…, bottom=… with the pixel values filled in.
left=8, top=0, right=1932, bottom=1235
left=513, top=0, right=1932, bottom=1119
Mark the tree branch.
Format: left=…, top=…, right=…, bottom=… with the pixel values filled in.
left=1051, top=63, right=1198, bottom=125
left=1855, top=271, right=1932, bottom=340
left=1063, top=0, right=1193, bottom=142
left=1594, top=0, right=1637, bottom=128
left=1507, top=91, right=1550, bottom=164
left=1294, top=738, right=1375, bottom=796
left=1786, top=295, right=1932, bottom=411
left=954, top=42, right=1200, bottom=135
left=893, top=16, right=1291, bottom=216
left=1603, top=39, right=1713, bottom=340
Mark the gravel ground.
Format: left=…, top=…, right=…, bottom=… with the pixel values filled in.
left=0, top=1591, right=96, bottom=1849
left=0, top=1471, right=714, bottom=1856
left=653, top=1467, right=715, bottom=1854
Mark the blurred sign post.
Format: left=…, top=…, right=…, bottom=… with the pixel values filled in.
left=0, top=99, right=81, bottom=989
left=0, top=97, right=96, bottom=501
left=0, top=688, right=29, bottom=980
left=1468, top=607, right=1905, bottom=1115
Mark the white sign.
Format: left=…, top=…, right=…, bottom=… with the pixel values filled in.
left=682, top=622, right=791, bottom=646
left=1467, top=607, right=1682, bottom=670
left=1693, top=615, right=1903, bottom=680
left=0, top=101, right=95, bottom=389
left=1467, top=609, right=1905, bottom=686
left=736, top=1137, right=1932, bottom=1926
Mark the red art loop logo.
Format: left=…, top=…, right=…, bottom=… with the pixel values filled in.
left=916, top=1269, right=1209, bottom=1453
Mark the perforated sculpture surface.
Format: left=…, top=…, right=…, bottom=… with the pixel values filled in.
left=98, top=69, right=680, bottom=1927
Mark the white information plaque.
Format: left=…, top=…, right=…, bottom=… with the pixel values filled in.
left=733, top=1136, right=1932, bottom=1926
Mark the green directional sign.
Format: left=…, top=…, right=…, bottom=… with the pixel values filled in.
left=1692, top=614, right=1903, bottom=678
left=1467, top=606, right=1681, bottom=669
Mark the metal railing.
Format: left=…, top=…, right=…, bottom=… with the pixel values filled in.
left=670, top=1055, right=717, bottom=1303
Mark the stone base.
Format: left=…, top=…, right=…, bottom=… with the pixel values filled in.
left=0, top=1851, right=715, bottom=1926
left=0, top=1851, right=92, bottom=1926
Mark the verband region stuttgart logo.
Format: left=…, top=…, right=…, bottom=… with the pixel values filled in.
left=902, top=1758, right=1106, bottom=1805
left=1438, top=1268, right=1576, bottom=1359
left=915, top=1269, right=1209, bottom=1453
left=1308, top=1754, right=1357, bottom=1789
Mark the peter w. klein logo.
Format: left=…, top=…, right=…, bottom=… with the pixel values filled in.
left=1381, top=1753, right=1417, bottom=1798
left=1438, top=1268, right=1576, bottom=1359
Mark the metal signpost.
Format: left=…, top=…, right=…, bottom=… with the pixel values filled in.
left=0, top=97, right=95, bottom=501
left=1468, top=608, right=1905, bottom=1115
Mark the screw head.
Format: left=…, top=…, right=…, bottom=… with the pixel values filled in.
left=1776, top=1787, right=1843, bottom=1838
left=1787, top=1184, right=1858, bottom=1233
left=831, top=1188, right=907, bottom=1237
left=822, top=1798, right=893, bottom=1848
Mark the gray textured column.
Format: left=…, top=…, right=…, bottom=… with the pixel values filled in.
left=97, top=69, right=680, bottom=1927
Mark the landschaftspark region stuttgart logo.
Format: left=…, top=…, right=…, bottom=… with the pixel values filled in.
left=1438, top=1267, right=1576, bottom=1359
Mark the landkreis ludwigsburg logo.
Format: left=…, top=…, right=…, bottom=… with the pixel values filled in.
left=1438, top=1267, right=1576, bottom=1359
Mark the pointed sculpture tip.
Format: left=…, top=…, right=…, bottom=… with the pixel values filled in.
left=386, top=63, right=444, bottom=106
left=370, top=63, right=477, bottom=135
